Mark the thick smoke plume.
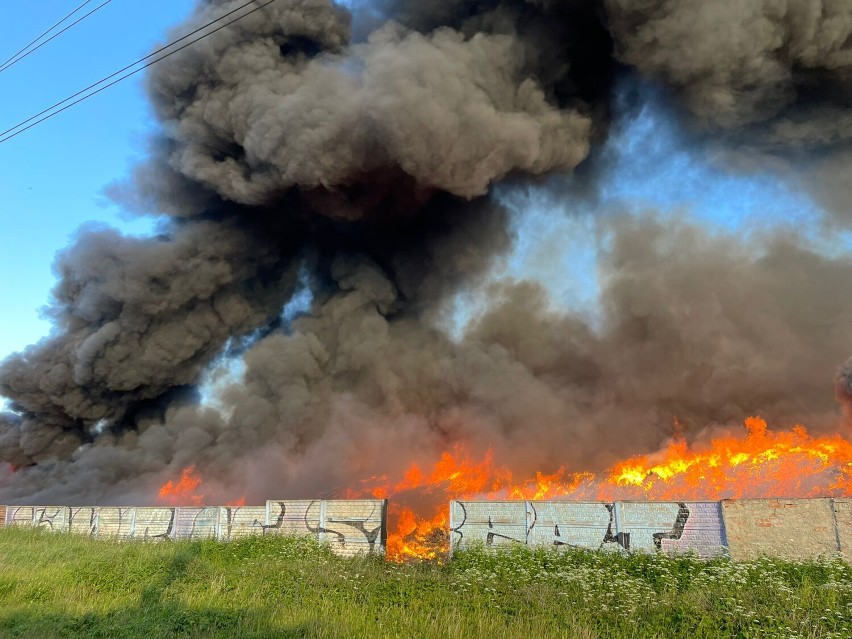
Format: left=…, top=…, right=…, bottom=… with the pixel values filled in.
left=2, top=0, right=852, bottom=503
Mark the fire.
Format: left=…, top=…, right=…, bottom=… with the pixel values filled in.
left=355, top=417, right=852, bottom=562
left=157, top=466, right=244, bottom=508
left=157, top=466, right=204, bottom=506
left=602, top=417, right=852, bottom=500
left=153, top=417, right=852, bottom=563
left=386, top=507, right=449, bottom=560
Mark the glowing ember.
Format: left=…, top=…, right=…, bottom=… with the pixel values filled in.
left=157, top=466, right=204, bottom=506
left=354, top=417, right=852, bottom=562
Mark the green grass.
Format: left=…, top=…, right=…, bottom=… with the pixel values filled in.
left=1, top=528, right=851, bottom=638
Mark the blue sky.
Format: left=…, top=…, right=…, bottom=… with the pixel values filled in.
left=0, top=1, right=829, bottom=366
left=0, top=0, right=196, bottom=360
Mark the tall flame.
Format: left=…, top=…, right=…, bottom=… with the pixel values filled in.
left=157, top=465, right=243, bottom=508
left=354, top=417, right=852, bottom=562
left=157, top=465, right=204, bottom=506
left=154, top=417, right=852, bottom=563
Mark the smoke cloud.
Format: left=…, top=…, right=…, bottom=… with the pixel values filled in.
left=2, top=0, right=852, bottom=503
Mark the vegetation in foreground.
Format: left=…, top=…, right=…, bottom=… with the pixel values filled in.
left=1, top=528, right=851, bottom=638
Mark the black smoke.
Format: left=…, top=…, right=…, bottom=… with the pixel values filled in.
left=1, top=0, right=851, bottom=503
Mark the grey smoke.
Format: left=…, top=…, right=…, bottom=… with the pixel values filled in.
left=606, top=0, right=852, bottom=134
left=605, top=0, right=852, bottom=219
left=2, top=0, right=852, bottom=503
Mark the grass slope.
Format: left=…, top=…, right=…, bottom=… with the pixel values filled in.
left=1, top=528, right=851, bottom=638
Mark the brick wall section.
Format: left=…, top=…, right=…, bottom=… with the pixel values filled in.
left=831, top=499, right=852, bottom=562
left=0, top=505, right=5, bottom=528
left=721, top=498, right=839, bottom=561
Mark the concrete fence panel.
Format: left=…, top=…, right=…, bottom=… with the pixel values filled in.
left=68, top=507, right=99, bottom=535
left=5, top=506, right=34, bottom=527
left=217, top=505, right=266, bottom=539
left=0, top=500, right=387, bottom=556
left=132, top=508, right=176, bottom=540
left=95, top=507, right=137, bottom=538
left=263, top=500, right=319, bottom=537
left=260, top=500, right=387, bottom=556
left=173, top=507, right=220, bottom=540
left=318, top=499, right=387, bottom=556
left=451, top=500, right=728, bottom=557
left=618, top=501, right=727, bottom=557
left=32, top=506, right=70, bottom=532
left=450, top=501, right=529, bottom=552
left=527, top=501, right=618, bottom=550
left=721, top=498, right=839, bottom=561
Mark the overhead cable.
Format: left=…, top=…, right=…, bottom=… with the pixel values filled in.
left=0, top=0, right=277, bottom=145
left=0, top=0, right=113, bottom=74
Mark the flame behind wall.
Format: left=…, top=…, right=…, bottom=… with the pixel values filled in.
left=157, top=416, right=852, bottom=561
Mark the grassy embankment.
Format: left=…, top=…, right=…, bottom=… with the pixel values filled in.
left=1, top=527, right=851, bottom=638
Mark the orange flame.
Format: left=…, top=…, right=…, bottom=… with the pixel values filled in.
left=153, top=417, right=852, bottom=563
left=157, top=466, right=204, bottom=506
left=157, top=466, right=245, bottom=508
left=354, top=417, right=852, bottom=562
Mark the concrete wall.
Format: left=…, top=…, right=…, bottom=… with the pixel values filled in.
left=448, top=501, right=629, bottom=552
left=5, top=498, right=852, bottom=562
left=721, top=498, right=840, bottom=561
left=5, top=505, right=35, bottom=527
left=450, top=499, right=845, bottom=560
left=619, top=501, right=727, bottom=557
left=450, top=500, right=727, bottom=557
left=173, top=506, right=219, bottom=541
left=1, top=500, right=387, bottom=556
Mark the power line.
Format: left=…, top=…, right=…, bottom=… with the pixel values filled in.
left=0, top=0, right=276, bottom=145
left=0, top=0, right=96, bottom=69
left=0, top=0, right=264, bottom=140
left=0, top=0, right=113, bottom=74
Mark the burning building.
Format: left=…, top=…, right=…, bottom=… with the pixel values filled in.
left=3, top=0, right=852, bottom=561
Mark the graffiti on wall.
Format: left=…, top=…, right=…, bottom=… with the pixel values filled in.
left=173, top=506, right=219, bottom=540
left=450, top=501, right=626, bottom=552
left=617, top=501, right=727, bottom=556
left=9, top=498, right=852, bottom=562
left=450, top=500, right=727, bottom=557
left=314, top=499, right=386, bottom=554
left=265, top=500, right=386, bottom=555
left=2, top=500, right=387, bottom=556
